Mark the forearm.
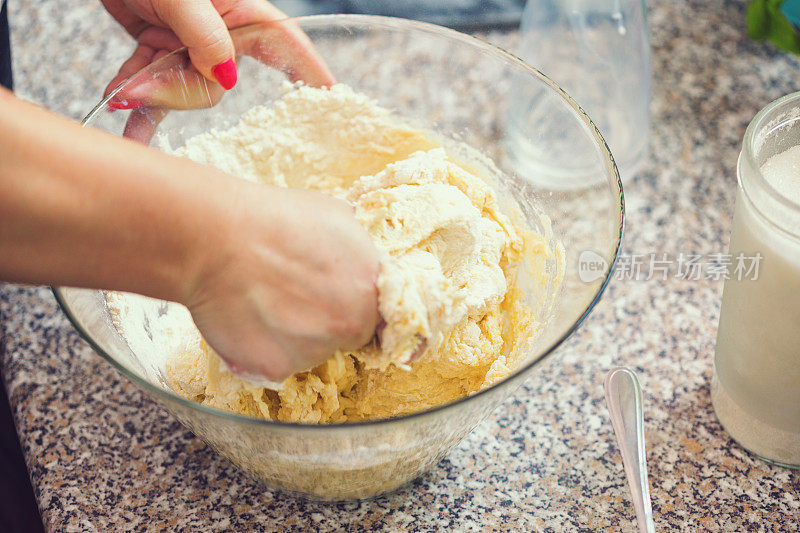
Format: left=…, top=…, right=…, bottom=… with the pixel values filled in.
left=0, top=88, right=236, bottom=303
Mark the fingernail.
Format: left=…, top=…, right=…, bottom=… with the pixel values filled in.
left=212, top=58, right=237, bottom=90
left=107, top=99, right=144, bottom=110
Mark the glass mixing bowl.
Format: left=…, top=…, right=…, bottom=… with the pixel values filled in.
left=53, top=15, right=623, bottom=500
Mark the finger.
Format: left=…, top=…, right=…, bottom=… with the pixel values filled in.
left=215, top=333, right=296, bottom=382
left=409, top=337, right=428, bottom=361
left=107, top=49, right=225, bottom=111
left=236, top=22, right=336, bottom=87
left=121, top=106, right=168, bottom=146
left=136, top=25, right=184, bottom=52
left=100, top=0, right=148, bottom=38
left=104, top=44, right=157, bottom=98
left=149, top=0, right=237, bottom=88
left=221, top=0, right=335, bottom=87
left=152, top=49, right=171, bottom=62
left=105, top=27, right=220, bottom=110
left=104, top=28, right=181, bottom=98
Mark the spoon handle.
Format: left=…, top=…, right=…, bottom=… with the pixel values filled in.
left=604, top=367, right=656, bottom=533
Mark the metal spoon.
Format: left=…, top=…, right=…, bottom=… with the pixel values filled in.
left=604, top=367, right=656, bottom=533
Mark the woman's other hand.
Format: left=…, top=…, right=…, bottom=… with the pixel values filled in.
left=101, top=0, right=334, bottom=101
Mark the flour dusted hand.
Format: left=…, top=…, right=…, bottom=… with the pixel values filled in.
left=183, top=181, right=381, bottom=382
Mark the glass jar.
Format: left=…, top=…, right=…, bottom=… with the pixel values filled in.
left=712, top=92, right=800, bottom=468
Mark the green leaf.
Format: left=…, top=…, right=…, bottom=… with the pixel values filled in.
left=747, top=0, right=800, bottom=54
left=747, top=0, right=770, bottom=39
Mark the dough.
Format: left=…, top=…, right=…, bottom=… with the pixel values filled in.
left=112, top=84, right=550, bottom=423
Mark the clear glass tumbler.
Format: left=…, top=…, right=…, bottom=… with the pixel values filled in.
left=507, top=0, right=651, bottom=188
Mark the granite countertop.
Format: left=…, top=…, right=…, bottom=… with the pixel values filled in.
left=2, top=0, right=799, bottom=531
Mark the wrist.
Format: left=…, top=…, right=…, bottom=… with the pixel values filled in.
left=175, top=172, right=252, bottom=308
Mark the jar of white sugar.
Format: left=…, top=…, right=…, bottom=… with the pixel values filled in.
left=712, top=92, right=800, bottom=468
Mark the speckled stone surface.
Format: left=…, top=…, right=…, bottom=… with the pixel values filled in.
left=2, top=0, right=799, bottom=531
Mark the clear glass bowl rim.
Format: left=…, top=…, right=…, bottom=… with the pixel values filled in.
left=53, top=14, right=625, bottom=431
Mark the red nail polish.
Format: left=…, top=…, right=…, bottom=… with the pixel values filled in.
left=212, top=58, right=237, bottom=90
left=107, top=99, right=144, bottom=110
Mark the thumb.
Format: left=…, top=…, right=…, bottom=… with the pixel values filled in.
left=150, top=0, right=238, bottom=89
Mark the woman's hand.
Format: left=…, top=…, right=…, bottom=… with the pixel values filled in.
left=101, top=0, right=333, bottom=99
left=101, top=0, right=334, bottom=147
left=185, top=183, right=381, bottom=381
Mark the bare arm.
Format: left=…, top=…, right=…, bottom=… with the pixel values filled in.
left=0, top=89, right=379, bottom=380
left=0, top=88, right=220, bottom=300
